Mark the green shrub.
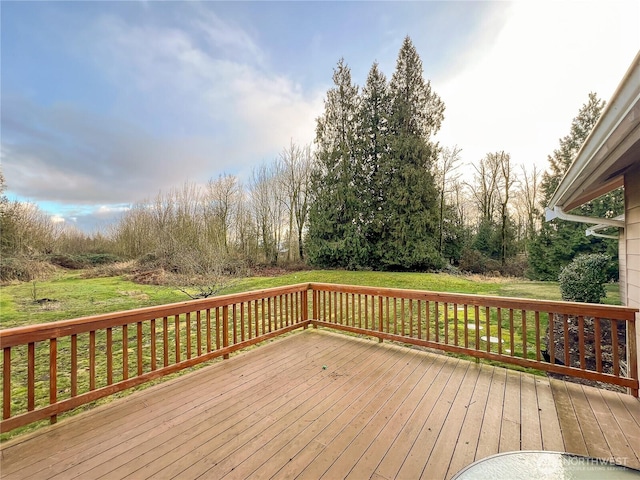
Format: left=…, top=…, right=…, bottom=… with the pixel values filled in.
left=47, top=253, right=122, bottom=270
left=458, top=249, right=487, bottom=274
left=558, top=253, right=609, bottom=303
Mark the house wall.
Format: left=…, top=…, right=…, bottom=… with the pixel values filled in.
left=620, top=227, right=626, bottom=302
left=625, top=163, right=640, bottom=385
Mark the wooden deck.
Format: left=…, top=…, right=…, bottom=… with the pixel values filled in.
left=1, top=329, right=639, bottom=479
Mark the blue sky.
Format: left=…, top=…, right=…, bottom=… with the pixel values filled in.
left=2, top=1, right=638, bottom=232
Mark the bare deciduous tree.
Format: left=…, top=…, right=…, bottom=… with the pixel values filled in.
left=279, top=140, right=312, bottom=261
left=205, top=174, right=239, bottom=254
left=435, top=145, right=462, bottom=254
left=250, top=163, right=285, bottom=266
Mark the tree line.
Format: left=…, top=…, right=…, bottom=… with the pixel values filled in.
left=0, top=37, right=622, bottom=282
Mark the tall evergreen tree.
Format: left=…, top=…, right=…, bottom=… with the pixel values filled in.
left=306, top=59, right=367, bottom=268
left=376, top=36, right=445, bottom=270
left=529, top=92, right=623, bottom=280
left=358, top=62, right=392, bottom=267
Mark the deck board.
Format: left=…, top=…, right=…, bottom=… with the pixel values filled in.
left=1, top=328, right=639, bottom=479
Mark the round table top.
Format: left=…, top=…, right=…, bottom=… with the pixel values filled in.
left=451, top=451, right=640, bottom=479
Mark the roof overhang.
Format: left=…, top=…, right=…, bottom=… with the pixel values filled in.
left=547, top=51, right=640, bottom=214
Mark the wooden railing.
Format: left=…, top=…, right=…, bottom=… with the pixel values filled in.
left=2, top=282, right=638, bottom=433
left=308, top=283, right=639, bottom=396
left=0, top=284, right=309, bottom=433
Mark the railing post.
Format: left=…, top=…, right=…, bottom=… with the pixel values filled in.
left=628, top=317, right=638, bottom=396
left=312, top=287, right=318, bottom=328
left=222, top=305, right=229, bottom=359
left=302, top=289, right=308, bottom=329
left=378, top=296, right=384, bottom=343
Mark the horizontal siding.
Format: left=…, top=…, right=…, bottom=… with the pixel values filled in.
left=620, top=232, right=627, bottom=303
left=628, top=221, right=640, bottom=241
left=625, top=166, right=640, bottom=387
left=626, top=167, right=640, bottom=309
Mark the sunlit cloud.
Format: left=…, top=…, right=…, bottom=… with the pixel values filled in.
left=434, top=1, right=639, bottom=174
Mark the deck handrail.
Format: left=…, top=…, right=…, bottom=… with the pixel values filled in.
left=1, top=282, right=638, bottom=434
left=307, top=283, right=638, bottom=397
left=1, top=284, right=310, bottom=433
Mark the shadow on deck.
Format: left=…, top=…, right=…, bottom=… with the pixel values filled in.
left=1, top=329, right=639, bottom=479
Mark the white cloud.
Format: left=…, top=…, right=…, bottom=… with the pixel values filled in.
left=434, top=1, right=639, bottom=175
left=3, top=10, right=323, bottom=207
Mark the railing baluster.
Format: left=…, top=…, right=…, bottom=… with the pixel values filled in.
left=563, top=314, right=570, bottom=367
left=578, top=315, right=585, bottom=370
left=549, top=313, right=555, bottom=365
left=232, top=304, right=237, bottom=345
left=522, top=310, right=527, bottom=360
left=351, top=294, right=356, bottom=328
left=612, top=319, right=620, bottom=376
left=206, top=309, right=212, bottom=352
left=28, top=342, right=35, bottom=410
left=106, top=328, right=113, bottom=385
left=71, top=334, right=78, bottom=395
left=595, top=317, right=602, bottom=373
left=3, top=347, right=10, bottom=420
left=425, top=301, right=430, bottom=341
left=186, top=313, right=192, bottom=360
left=474, top=306, right=480, bottom=350
left=433, top=302, right=440, bottom=342
left=417, top=300, right=422, bottom=340
left=231, top=303, right=238, bottom=345
left=485, top=307, right=491, bottom=353
left=392, top=298, right=398, bottom=335
left=285, top=294, right=290, bottom=327
left=196, top=311, right=202, bottom=357
left=497, top=308, right=502, bottom=355
left=510, top=310, right=516, bottom=357
left=49, top=339, right=57, bottom=424
left=254, top=300, right=259, bottom=337
left=151, top=318, right=157, bottom=370
left=163, top=316, right=169, bottom=367
left=454, top=304, right=458, bottom=346
left=216, top=308, right=221, bottom=351
left=123, top=324, right=129, bottom=380
left=90, top=330, right=96, bottom=390
left=444, top=302, right=449, bottom=344
left=535, top=311, right=540, bottom=362
left=464, top=305, right=469, bottom=349
left=371, top=295, right=375, bottom=330
left=174, top=315, right=180, bottom=364
left=239, top=303, right=245, bottom=342
left=136, top=322, right=143, bottom=375
left=322, top=291, right=326, bottom=323
left=365, top=295, right=369, bottom=331
left=222, top=305, right=229, bottom=359
left=248, top=302, right=253, bottom=340
left=378, top=297, right=384, bottom=339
